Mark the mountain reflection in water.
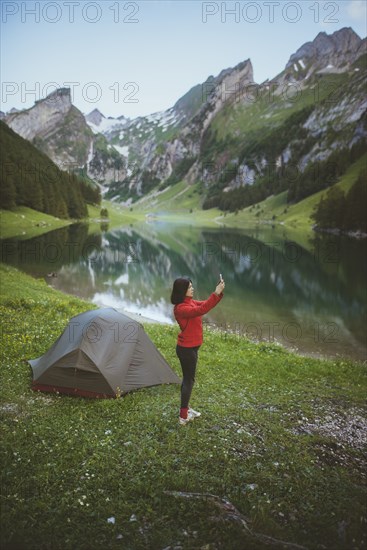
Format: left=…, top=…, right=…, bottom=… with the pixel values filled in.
left=1, top=222, right=366, bottom=362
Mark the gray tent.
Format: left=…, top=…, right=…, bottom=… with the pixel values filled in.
left=29, top=307, right=180, bottom=398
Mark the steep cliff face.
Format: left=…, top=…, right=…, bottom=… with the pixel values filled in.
left=4, top=89, right=126, bottom=183
left=5, top=88, right=72, bottom=142
left=195, top=59, right=254, bottom=133
left=181, top=59, right=254, bottom=184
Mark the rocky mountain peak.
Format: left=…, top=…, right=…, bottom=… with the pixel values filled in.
left=194, top=58, right=254, bottom=131
left=286, top=27, right=363, bottom=71
left=5, top=87, right=73, bottom=141
left=212, top=58, right=254, bottom=94
left=85, top=108, right=106, bottom=126
left=329, top=27, right=362, bottom=52
left=41, top=86, right=72, bottom=104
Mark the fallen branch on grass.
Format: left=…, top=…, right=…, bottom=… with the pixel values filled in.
left=164, top=491, right=308, bottom=550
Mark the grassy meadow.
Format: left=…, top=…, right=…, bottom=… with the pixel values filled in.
left=0, top=207, right=73, bottom=240
left=0, top=263, right=366, bottom=549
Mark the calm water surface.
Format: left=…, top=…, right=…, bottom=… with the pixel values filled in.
left=2, top=221, right=366, bottom=362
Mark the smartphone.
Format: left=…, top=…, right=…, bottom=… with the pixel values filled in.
left=217, top=273, right=223, bottom=284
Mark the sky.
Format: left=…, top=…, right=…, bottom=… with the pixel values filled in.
left=1, top=0, right=366, bottom=119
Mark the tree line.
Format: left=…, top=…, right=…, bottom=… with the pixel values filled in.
left=203, top=140, right=366, bottom=213
left=286, top=140, right=366, bottom=204
left=311, top=169, right=367, bottom=233
left=0, top=121, right=100, bottom=219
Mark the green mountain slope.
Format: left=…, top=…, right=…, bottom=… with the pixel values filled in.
left=0, top=121, right=100, bottom=219
left=222, top=154, right=367, bottom=230
left=201, top=57, right=366, bottom=210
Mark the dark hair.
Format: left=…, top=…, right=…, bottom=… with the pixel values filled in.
left=170, top=277, right=192, bottom=305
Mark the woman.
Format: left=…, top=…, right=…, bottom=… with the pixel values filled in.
left=171, top=276, right=225, bottom=425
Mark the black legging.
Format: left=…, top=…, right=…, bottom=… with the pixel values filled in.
left=176, top=345, right=200, bottom=408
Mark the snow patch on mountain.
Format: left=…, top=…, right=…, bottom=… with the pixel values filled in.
left=144, top=108, right=179, bottom=129
left=113, top=145, right=129, bottom=157
left=86, top=117, right=128, bottom=135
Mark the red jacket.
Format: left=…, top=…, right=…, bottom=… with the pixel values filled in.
left=174, top=292, right=223, bottom=347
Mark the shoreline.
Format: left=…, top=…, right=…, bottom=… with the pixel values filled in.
left=114, top=307, right=170, bottom=326
left=109, top=305, right=366, bottom=365
left=19, top=268, right=367, bottom=365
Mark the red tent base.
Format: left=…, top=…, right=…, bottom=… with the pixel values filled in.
left=32, top=383, right=115, bottom=399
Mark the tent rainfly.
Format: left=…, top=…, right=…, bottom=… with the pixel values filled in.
left=28, top=307, right=180, bottom=398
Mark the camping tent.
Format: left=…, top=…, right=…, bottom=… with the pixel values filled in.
left=28, top=307, right=180, bottom=398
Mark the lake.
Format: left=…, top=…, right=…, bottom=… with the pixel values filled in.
left=1, top=221, right=366, bottom=362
